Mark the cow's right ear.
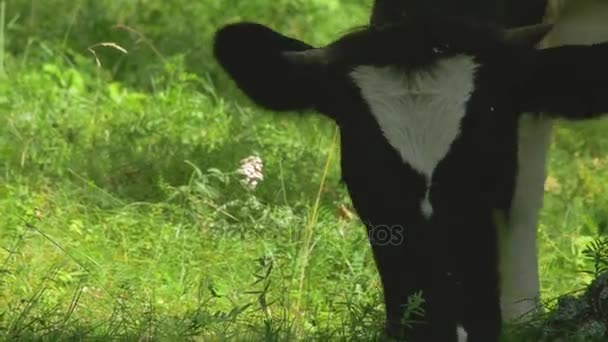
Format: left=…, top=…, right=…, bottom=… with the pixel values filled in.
left=214, top=23, right=330, bottom=112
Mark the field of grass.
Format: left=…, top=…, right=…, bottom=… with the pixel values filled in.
left=1, top=0, right=607, bottom=340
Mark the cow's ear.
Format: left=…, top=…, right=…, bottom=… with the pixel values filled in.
left=214, top=23, right=329, bottom=112
left=516, top=44, right=608, bottom=120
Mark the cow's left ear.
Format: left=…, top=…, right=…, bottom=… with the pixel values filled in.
left=516, top=43, right=608, bottom=119
left=214, top=23, right=330, bottom=113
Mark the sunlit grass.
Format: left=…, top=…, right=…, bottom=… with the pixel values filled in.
left=0, top=0, right=607, bottom=340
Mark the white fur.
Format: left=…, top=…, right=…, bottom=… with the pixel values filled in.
left=350, top=55, right=478, bottom=218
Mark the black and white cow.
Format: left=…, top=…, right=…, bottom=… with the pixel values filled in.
left=366, top=0, right=608, bottom=327
left=213, top=14, right=608, bottom=342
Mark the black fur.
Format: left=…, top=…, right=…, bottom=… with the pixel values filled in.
left=370, top=0, right=548, bottom=28
left=518, top=44, right=608, bottom=117
left=214, top=18, right=608, bottom=341
left=214, top=23, right=322, bottom=111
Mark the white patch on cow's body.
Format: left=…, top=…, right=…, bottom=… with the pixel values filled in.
left=350, top=55, right=478, bottom=218
left=456, top=324, right=468, bottom=342
left=499, top=115, right=552, bottom=321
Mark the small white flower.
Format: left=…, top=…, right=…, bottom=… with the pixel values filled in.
left=238, top=155, right=264, bottom=190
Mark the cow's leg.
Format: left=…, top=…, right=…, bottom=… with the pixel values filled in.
left=499, top=115, right=551, bottom=321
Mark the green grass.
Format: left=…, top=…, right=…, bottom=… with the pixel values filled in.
left=1, top=0, right=607, bottom=340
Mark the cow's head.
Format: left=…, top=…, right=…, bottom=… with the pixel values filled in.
left=214, top=20, right=550, bottom=121
left=214, top=19, right=551, bottom=223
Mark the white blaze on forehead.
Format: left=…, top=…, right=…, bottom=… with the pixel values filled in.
left=350, top=55, right=478, bottom=218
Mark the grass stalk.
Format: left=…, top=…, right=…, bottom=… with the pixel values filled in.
left=0, top=1, right=6, bottom=78
left=293, top=127, right=339, bottom=324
